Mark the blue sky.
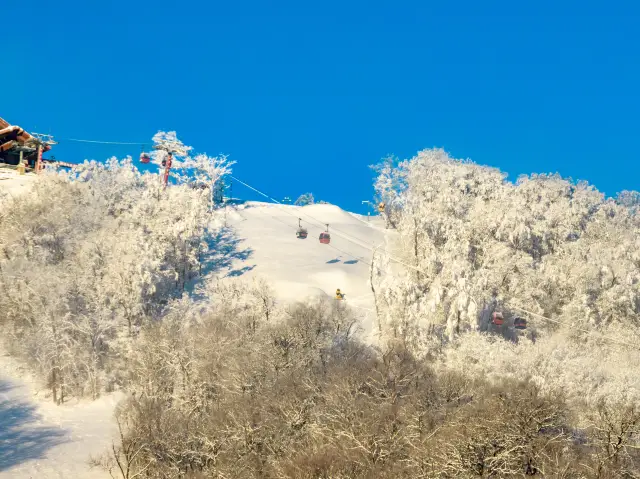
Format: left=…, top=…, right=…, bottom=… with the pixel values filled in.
left=4, top=1, right=639, bottom=213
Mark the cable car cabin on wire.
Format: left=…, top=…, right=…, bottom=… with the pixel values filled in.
left=491, top=312, right=527, bottom=330
left=319, top=232, right=330, bottom=244
left=514, top=317, right=527, bottom=330
left=319, top=224, right=331, bottom=244
left=296, top=218, right=308, bottom=239
left=491, top=312, right=504, bottom=326
left=139, top=152, right=151, bottom=164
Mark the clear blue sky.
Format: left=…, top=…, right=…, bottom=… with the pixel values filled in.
left=4, top=1, right=639, bottom=213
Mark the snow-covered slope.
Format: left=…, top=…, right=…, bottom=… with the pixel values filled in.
left=0, top=170, right=35, bottom=198
left=0, top=349, right=122, bottom=479
left=224, top=201, right=387, bottom=342
left=0, top=199, right=389, bottom=477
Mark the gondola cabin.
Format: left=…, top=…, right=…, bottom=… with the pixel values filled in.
left=491, top=312, right=504, bottom=326
left=140, top=153, right=151, bottom=164
left=514, top=317, right=527, bottom=330
left=296, top=228, right=308, bottom=239
left=319, top=232, right=331, bottom=244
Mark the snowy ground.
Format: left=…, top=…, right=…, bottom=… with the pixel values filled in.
left=0, top=348, right=123, bottom=478
left=0, top=169, right=35, bottom=198
left=0, top=198, right=390, bottom=477
left=223, top=201, right=388, bottom=342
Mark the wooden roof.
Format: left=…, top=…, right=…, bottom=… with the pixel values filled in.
left=0, top=116, right=51, bottom=152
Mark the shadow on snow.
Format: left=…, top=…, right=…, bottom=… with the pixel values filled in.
left=204, top=227, right=254, bottom=273
left=226, top=265, right=256, bottom=277
left=184, top=226, right=255, bottom=297
left=326, top=258, right=359, bottom=265
left=0, top=380, right=68, bottom=471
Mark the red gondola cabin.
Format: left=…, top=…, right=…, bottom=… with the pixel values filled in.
left=140, top=153, right=151, bottom=164
left=319, top=232, right=330, bottom=244
left=296, top=228, right=308, bottom=239
left=491, top=312, right=504, bottom=326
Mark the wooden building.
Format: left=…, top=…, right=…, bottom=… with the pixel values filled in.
left=0, top=116, right=72, bottom=171
left=0, top=116, right=51, bottom=170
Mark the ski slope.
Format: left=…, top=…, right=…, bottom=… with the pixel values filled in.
left=224, top=201, right=388, bottom=342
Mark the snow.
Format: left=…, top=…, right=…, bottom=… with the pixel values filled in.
left=223, top=201, right=388, bottom=342
left=0, top=347, right=123, bottom=478
left=0, top=170, right=35, bottom=198
left=0, top=197, right=389, bottom=476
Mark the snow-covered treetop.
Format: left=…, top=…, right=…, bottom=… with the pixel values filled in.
left=295, top=193, right=315, bottom=206
left=371, top=147, right=640, bottom=341
left=152, top=131, right=193, bottom=157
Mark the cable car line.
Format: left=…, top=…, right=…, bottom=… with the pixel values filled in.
left=61, top=138, right=147, bottom=146
left=48, top=135, right=640, bottom=350
left=229, top=175, right=386, bottom=252
left=229, top=175, right=640, bottom=351
left=508, top=304, right=639, bottom=350
left=233, top=203, right=371, bottom=267
left=230, top=174, right=375, bottom=250
left=229, top=175, right=426, bottom=276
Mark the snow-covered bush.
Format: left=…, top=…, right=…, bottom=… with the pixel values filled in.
left=366, top=149, right=640, bottom=476
left=371, top=148, right=640, bottom=344
left=294, top=192, right=315, bottom=206
left=0, top=137, right=234, bottom=403
left=97, top=301, right=640, bottom=478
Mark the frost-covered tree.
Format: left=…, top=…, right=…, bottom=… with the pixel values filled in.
left=173, top=153, right=234, bottom=209
left=365, top=148, right=640, bottom=475
left=370, top=155, right=407, bottom=228
left=294, top=192, right=315, bottom=206
left=371, top=148, right=640, bottom=346
left=0, top=133, right=235, bottom=402
left=151, top=130, right=192, bottom=160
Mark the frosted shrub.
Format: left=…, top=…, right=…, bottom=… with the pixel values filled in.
left=371, top=148, right=640, bottom=343
left=0, top=138, right=233, bottom=402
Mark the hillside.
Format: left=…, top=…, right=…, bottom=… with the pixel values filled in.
left=1, top=154, right=638, bottom=477
left=0, top=169, right=35, bottom=198
left=223, top=201, right=387, bottom=342
left=0, top=191, right=389, bottom=478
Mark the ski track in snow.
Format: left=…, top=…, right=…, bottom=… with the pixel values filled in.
left=0, top=195, right=390, bottom=476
